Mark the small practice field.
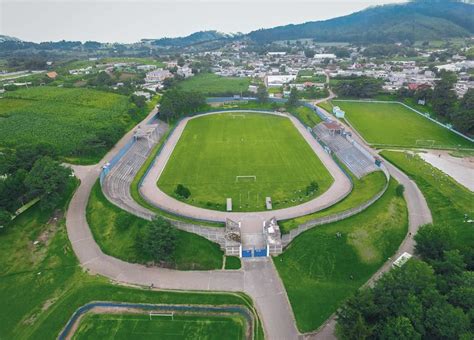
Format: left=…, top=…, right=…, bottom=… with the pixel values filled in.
left=177, top=73, right=251, bottom=96
left=73, top=313, right=245, bottom=340
left=157, top=112, right=333, bottom=212
left=0, top=87, right=140, bottom=163
left=333, top=101, right=473, bottom=149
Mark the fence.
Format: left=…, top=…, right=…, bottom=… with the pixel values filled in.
left=99, top=137, right=136, bottom=185
left=58, top=301, right=256, bottom=340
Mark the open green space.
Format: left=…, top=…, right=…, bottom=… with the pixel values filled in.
left=381, top=151, right=474, bottom=252
left=334, top=101, right=473, bottom=149
left=290, top=106, right=322, bottom=128
left=177, top=73, right=251, bottom=96
left=73, top=312, right=245, bottom=340
left=296, top=70, right=326, bottom=83
left=280, top=170, right=387, bottom=233
left=275, top=179, right=407, bottom=332
left=157, top=112, right=333, bottom=212
left=0, top=87, right=143, bottom=163
left=225, top=256, right=242, bottom=270
left=0, top=175, right=262, bottom=339
left=87, top=181, right=223, bottom=269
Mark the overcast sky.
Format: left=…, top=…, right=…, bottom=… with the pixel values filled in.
left=1, top=0, right=408, bottom=43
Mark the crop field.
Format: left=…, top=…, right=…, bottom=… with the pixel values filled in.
left=0, top=87, right=138, bottom=163
left=334, top=101, right=473, bottom=149
left=177, top=73, right=251, bottom=96
left=275, top=179, right=407, bottom=332
left=157, top=112, right=333, bottom=212
left=73, top=313, right=245, bottom=340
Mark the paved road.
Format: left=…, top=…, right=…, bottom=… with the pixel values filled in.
left=140, top=110, right=352, bottom=222
left=65, top=109, right=301, bottom=340
left=310, top=107, right=433, bottom=340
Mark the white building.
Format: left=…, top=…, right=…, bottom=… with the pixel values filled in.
left=265, top=74, right=296, bottom=88
left=145, top=69, right=172, bottom=83
left=313, top=53, right=337, bottom=61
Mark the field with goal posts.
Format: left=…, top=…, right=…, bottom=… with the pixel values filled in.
left=333, top=101, right=474, bottom=149
left=73, top=312, right=246, bottom=340
left=157, top=112, right=333, bottom=212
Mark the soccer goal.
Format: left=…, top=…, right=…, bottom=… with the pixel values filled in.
left=235, top=175, right=256, bottom=182
left=415, top=139, right=436, bottom=147
left=149, top=312, right=174, bottom=320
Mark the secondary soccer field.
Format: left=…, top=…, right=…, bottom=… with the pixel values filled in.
left=73, top=313, right=245, bottom=340
left=334, top=101, right=474, bottom=149
left=157, top=112, right=333, bottom=212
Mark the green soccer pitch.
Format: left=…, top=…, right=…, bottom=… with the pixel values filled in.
left=334, top=101, right=474, bottom=149
left=73, top=313, right=246, bottom=340
left=157, top=112, right=333, bottom=212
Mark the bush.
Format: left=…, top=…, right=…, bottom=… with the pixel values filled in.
left=0, top=209, right=11, bottom=232
left=175, top=184, right=191, bottom=199
left=114, top=212, right=135, bottom=231
left=306, top=181, right=319, bottom=195
left=396, top=184, right=405, bottom=197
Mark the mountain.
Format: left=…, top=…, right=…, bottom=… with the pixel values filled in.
left=142, top=30, right=242, bottom=48
left=247, top=1, right=474, bottom=44
left=0, top=35, right=21, bottom=43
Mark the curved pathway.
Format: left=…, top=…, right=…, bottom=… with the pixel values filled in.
left=310, top=106, right=433, bottom=340
left=140, top=110, right=352, bottom=222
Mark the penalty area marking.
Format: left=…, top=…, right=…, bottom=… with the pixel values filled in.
left=235, top=175, right=256, bottom=182
left=415, top=139, right=436, bottom=147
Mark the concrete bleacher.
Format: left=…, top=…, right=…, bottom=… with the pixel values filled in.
left=313, top=123, right=378, bottom=178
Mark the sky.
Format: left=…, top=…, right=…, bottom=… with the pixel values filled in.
left=1, top=0, right=408, bottom=43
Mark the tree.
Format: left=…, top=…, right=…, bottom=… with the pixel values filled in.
left=159, top=89, right=205, bottom=121
left=380, top=316, right=421, bottom=340
left=431, top=70, right=457, bottom=118
left=136, top=217, right=178, bottom=263
left=415, top=224, right=455, bottom=261
left=130, top=94, right=147, bottom=109
left=287, top=87, right=298, bottom=107
left=24, top=156, right=71, bottom=210
left=256, top=85, right=268, bottom=103
left=177, top=57, right=185, bottom=67
left=0, top=209, right=11, bottom=232
left=432, top=250, right=465, bottom=294
left=424, top=302, right=469, bottom=339
left=452, top=88, right=474, bottom=135
left=174, top=184, right=191, bottom=199
left=115, top=212, right=135, bottom=231
left=304, top=49, right=315, bottom=58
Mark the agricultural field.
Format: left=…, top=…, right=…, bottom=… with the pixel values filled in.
left=333, top=101, right=474, bottom=149
left=87, top=181, right=224, bottom=269
left=275, top=179, right=407, bottom=332
left=0, top=87, right=141, bottom=163
left=157, top=112, right=333, bottom=212
left=177, top=73, right=251, bottom=96
left=381, top=150, right=474, bottom=253
left=280, top=169, right=387, bottom=233
left=73, top=313, right=246, bottom=340
left=0, top=177, right=262, bottom=339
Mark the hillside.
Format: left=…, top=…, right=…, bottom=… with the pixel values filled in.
left=247, top=1, right=474, bottom=43
left=143, top=30, right=241, bottom=47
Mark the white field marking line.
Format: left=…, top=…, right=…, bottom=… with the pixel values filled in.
left=235, top=175, right=256, bottom=182
left=150, top=312, right=174, bottom=320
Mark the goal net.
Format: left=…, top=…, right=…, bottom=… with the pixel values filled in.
left=235, top=175, right=256, bottom=183
left=149, top=312, right=174, bottom=320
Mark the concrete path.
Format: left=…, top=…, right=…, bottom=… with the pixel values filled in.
left=140, top=110, right=352, bottom=222
left=65, top=108, right=301, bottom=340
left=311, top=107, right=433, bottom=340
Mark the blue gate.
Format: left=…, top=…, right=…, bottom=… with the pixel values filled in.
left=254, top=247, right=268, bottom=257
left=242, top=249, right=252, bottom=258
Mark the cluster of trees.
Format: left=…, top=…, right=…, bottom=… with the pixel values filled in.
left=0, top=144, right=71, bottom=230
left=362, top=44, right=417, bottom=58
left=174, top=184, right=191, bottom=199
left=333, top=76, right=383, bottom=98
left=159, top=89, right=205, bottom=121
left=337, top=223, right=473, bottom=339
left=135, top=217, right=178, bottom=264
left=397, top=71, right=474, bottom=136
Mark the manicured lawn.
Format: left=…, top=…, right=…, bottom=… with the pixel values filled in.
left=225, top=256, right=242, bottom=270
left=289, top=106, right=322, bottom=128
left=73, top=313, right=245, bottom=340
left=157, top=112, right=333, bottom=212
left=381, top=150, right=474, bottom=252
left=334, top=101, right=473, bottom=149
left=316, top=101, right=333, bottom=113
left=177, top=73, right=251, bottom=96
left=87, top=181, right=223, bottom=270
left=0, top=177, right=262, bottom=339
left=0, top=87, right=142, bottom=163
left=275, top=179, right=407, bottom=332
left=280, top=170, right=387, bottom=233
